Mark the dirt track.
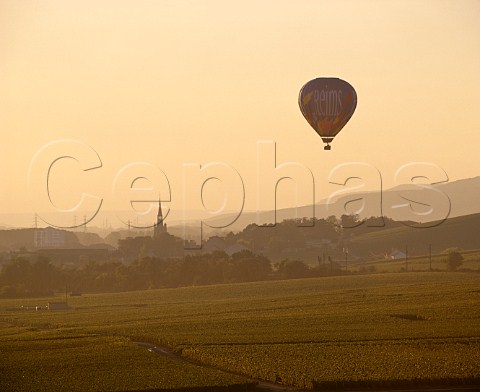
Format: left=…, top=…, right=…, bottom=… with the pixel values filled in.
left=135, top=341, right=480, bottom=392
left=135, top=341, right=296, bottom=391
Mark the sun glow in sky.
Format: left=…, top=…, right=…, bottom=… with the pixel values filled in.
left=1, top=0, right=479, bottom=228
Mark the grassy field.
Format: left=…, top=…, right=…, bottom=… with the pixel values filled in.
left=1, top=272, right=479, bottom=390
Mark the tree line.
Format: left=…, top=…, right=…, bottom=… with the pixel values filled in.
left=0, top=248, right=353, bottom=298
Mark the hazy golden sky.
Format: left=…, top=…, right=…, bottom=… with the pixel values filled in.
left=1, top=0, right=479, bottom=227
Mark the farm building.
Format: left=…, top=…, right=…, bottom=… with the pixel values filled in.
left=389, top=249, right=406, bottom=260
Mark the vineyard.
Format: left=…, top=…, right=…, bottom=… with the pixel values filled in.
left=0, top=326, right=251, bottom=392
left=1, top=272, right=479, bottom=390
left=182, top=339, right=480, bottom=389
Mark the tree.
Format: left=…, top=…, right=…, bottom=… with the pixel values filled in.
left=340, top=214, right=361, bottom=229
left=228, top=250, right=272, bottom=283
left=277, top=259, right=309, bottom=279
left=446, top=250, right=463, bottom=271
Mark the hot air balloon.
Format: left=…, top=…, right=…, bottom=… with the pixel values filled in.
left=299, top=78, right=357, bottom=150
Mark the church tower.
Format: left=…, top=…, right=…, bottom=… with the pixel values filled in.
left=153, top=197, right=167, bottom=237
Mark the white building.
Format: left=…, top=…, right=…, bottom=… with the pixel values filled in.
left=390, top=249, right=406, bottom=260
left=34, top=227, right=65, bottom=248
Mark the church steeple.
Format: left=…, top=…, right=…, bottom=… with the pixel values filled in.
left=153, top=196, right=167, bottom=237
left=157, top=196, right=163, bottom=223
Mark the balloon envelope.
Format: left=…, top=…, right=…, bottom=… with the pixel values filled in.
left=299, top=78, right=357, bottom=149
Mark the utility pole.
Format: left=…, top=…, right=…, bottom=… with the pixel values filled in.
left=429, top=244, right=432, bottom=271
left=405, top=245, right=408, bottom=272
left=343, top=248, right=348, bottom=273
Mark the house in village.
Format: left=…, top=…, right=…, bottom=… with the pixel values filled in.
left=389, top=249, right=406, bottom=260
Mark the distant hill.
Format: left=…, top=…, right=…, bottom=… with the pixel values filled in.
left=74, top=231, right=107, bottom=247
left=330, top=176, right=480, bottom=225
left=348, top=212, right=480, bottom=258
left=203, top=176, right=480, bottom=232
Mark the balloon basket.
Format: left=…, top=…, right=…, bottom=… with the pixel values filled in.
left=324, top=144, right=331, bottom=150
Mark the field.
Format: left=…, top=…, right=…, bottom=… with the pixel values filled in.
left=1, top=272, right=479, bottom=391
